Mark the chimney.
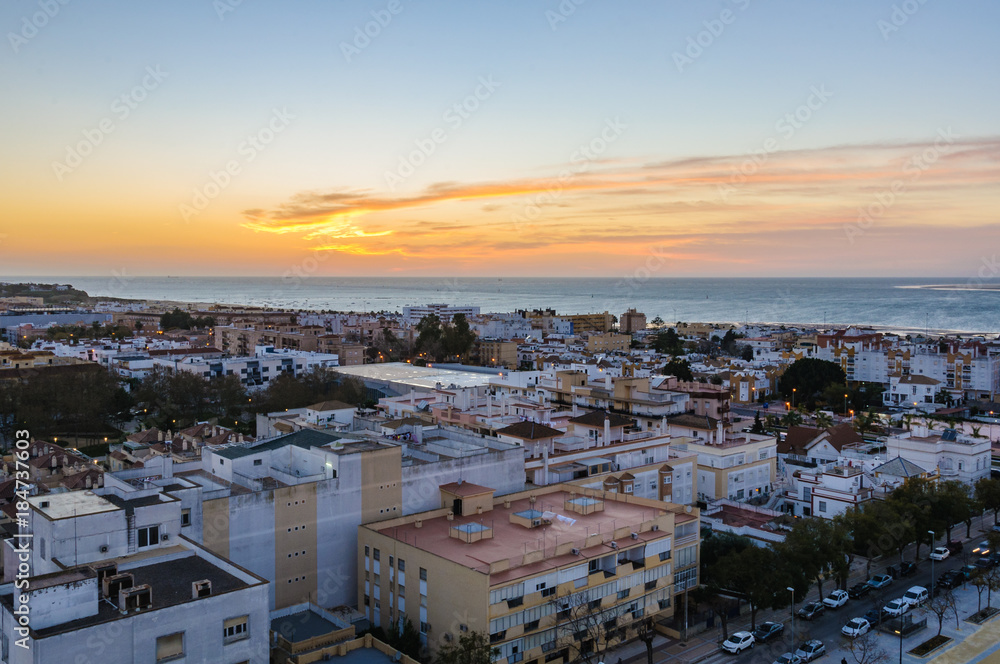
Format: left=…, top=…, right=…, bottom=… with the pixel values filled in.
left=158, top=431, right=164, bottom=442
left=605, top=375, right=612, bottom=389
left=604, top=415, right=611, bottom=446
left=163, top=456, right=173, bottom=479
left=410, top=388, right=415, bottom=407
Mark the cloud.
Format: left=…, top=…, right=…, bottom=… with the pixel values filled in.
left=240, top=136, right=1000, bottom=266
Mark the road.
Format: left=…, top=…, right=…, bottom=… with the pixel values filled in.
left=697, top=552, right=973, bottom=664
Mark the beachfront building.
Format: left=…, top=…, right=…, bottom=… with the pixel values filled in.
left=402, top=304, right=481, bottom=325
left=357, top=483, right=698, bottom=661
left=153, top=344, right=339, bottom=390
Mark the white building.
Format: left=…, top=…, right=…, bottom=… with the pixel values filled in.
left=0, top=543, right=269, bottom=664
left=154, top=345, right=338, bottom=390
left=886, top=424, right=992, bottom=484
left=402, top=304, right=480, bottom=325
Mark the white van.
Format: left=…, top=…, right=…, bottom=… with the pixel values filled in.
left=902, top=586, right=928, bottom=606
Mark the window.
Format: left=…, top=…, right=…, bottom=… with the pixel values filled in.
left=419, top=567, right=427, bottom=581
left=365, top=545, right=370, bottom=556
left=374, top=549, right=380, bottom=561
left=398, top=559, right=405, bottom=571
left=253, top=459, right=262, bottom=466
left=223, top=615, right=249, bottom=643
left=818, top=501, right=827, bottom=513
left=138, top=525, right=160, bottom=549
left=181, top=509, right=191, bottom=527
left=156, top=632, right=184, bottom=662
left=541, top=587, right=555, bottom=597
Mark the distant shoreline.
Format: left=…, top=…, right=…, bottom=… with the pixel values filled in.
left=900, top=284, right=1000, bottom=292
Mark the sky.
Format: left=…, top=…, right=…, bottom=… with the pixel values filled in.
left=1, top=0, right=998, bottom=278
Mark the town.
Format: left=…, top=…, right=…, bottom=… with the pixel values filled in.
left=1, top=285, right=999, bottom=664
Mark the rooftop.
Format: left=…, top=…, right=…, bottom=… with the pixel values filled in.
left=8, top=554, right=252, bottom=637
left=212, top=429, right=342, bottom=460
left=374, top=488, right=674, bottom=583
left=333, top=362, right=499, bottom=390
left=28, top=491, right=119, bottom=520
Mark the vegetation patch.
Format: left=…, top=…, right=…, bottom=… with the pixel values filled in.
left=967, top=606, right=1000, bottom=624
left=908, top=635, right=951, bottom=657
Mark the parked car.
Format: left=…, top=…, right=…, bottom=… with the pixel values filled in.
left=773, top=654, right=803, bottom=664
left=974, top=556, right=995, bottom=570
left=902, top=586, right=929, bottom=607
left=946, top=540, right=964, bottom=554
left=795, top=640, right=826, bottom=663
left=868, top=574, right=893, bottom=589
left=899, top=561, right=917, bottom=576
left=957, top=564, right=978, bottom=580
left=929, top=547, right=951, bottom=561
left=823, top=589, right=849, bottom=609
left=883, top=598, right=910, bottom=617
left=797, top=602, right=825, bottom=621
left=936, top=571, right=963, bottom=589
left=753, top=622, right=785, bottom=643
left=848, top=582, right=872, bottom=599
left=992, top=524, right=1000, bottom=534
left=722, top=631, right=756, bottom=654
left=842, top=617, right=871, bottom=638
left=863, top=608, right=886, bottom=627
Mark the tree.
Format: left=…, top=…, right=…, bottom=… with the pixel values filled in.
left=937, top=481, right=975, bottom=541
left=159, top=308, right=194, bottom=330
left=550, top=594, right=627, bottom=664
left=975, top=478, right=1000, bottom=525
left=661, top=358, right=693, bottom=382
left=750, top=411, right=765, bottom=435
left=853, top=411, right=881, bottom=437
left=434, top=630, right=496, bottom=664
left=779, top=358, right=847, bottom=409
left=441, top=314, right=476, bottom=360
left=844, top=629, right=890, bottom=664
left=652, top=328, right=684, bottom=356
left=415, top=315, right=444, bottom=361
left=781, top=411, right=803, bottom=428
left=369, top=618, right=424, bottom=663
left=814, top=412, right=834, bottom=429
left=649, top=316, right=664, bottom=329
left=972, top=570, right=989, bottom=613
left=926, top=588, right=959, bottom=636
left=739, top=345, right=753, bottom=362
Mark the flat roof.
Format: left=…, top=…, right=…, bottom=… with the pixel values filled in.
left=271, top=610, right=340, bottom=644
left=333, top=362, right=497, bottom=390
left=213, top=429, right=342, bottom=459
left=28, top=491, right=119, bottom=519
left=7, top=554, right=253, bottom=638
left=375, top=490, right=669, bottom=583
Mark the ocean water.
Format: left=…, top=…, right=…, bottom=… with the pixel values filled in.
left=32, top=276, right=1000, bottom=334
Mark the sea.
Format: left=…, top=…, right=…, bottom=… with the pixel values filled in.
left=29, top=276, right=1000, bottom=335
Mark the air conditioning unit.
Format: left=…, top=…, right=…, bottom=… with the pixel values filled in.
left=99, top=544, right=109, bottom=553
left=610, top=542, right=618, bottom=550
left=651, top=525, right=660, bottom=532
left=119, top=584, right=152, bottom=614
left=103, top=573, right=134, bottom=600
left=630, top=532, right=639, bottom=540
left=192, top=579, right=212, bottom=599
left=161, top=533, right=169, bottom=542
left=571, top=548, right=581, bottom=556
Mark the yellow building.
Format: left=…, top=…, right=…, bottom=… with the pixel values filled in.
left=358, top=483, right=699, bottom=663
left=480, top=339, right=519, bottom=369
left=586, top=333, right=631, bottom=354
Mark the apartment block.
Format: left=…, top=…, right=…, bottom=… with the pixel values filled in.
left=358, top=483, right=699, bottom=662
left=0, top=544, right=269, bottom=664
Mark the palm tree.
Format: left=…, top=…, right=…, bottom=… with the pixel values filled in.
left=971, top=425, right=985, bottom=439
left=814, top=412, right=834, bottom=429
left=781, top=411, right=803, bottom=427
left=854, top=411, right=879, bottom=436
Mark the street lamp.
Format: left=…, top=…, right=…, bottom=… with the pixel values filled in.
left=895, top=626, right=903, bottom=664
left=787, top=586, right=795, bottom=638
left=792, top=388, right=796, bottom=409
left=928, top=530, right=936, bottom=596
left=844, top=393, right=848, bottom=415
